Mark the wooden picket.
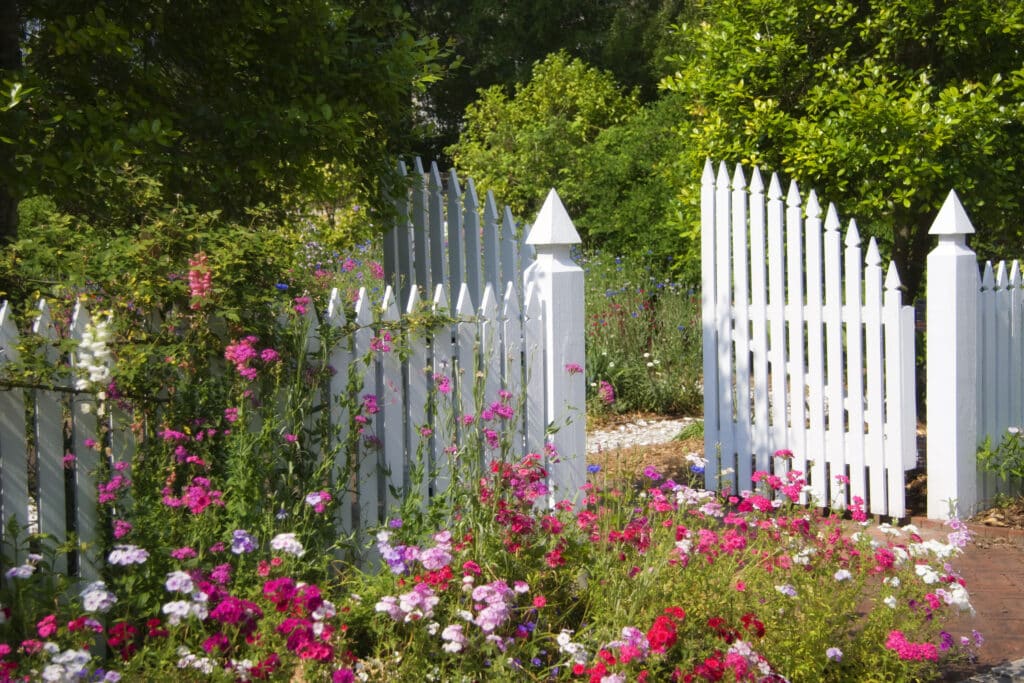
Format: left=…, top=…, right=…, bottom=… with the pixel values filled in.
left=702, top=160, right=917, bottom=518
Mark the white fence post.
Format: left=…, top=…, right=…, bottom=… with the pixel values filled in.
left=926, top=190, right=979, bottom=519
left=524, top=189, right=585, bottom=503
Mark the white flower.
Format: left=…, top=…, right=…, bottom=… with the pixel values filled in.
left=165, top=571, right=194, bottom=594
left=162, top=600, right=194, bottom=626
left=915, top=564, right=940, bottom=584
left=270, top=533, right=305, bottom=557
left=883, top=595, right=898, bottom=609
left=833, top=569, right=852, bottom=581
left=80, top=581, right=117, bottom=613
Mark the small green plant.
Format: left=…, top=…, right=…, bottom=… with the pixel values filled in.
left=977, top=428, right=1024, bottom=485
left=675, top=420, right=704, bottom=441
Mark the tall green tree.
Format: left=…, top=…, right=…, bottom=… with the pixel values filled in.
left=406, top=0, right=687, bottom=163
left=661, top=0, right=1024, bottom=301
left=448, top=52, right=639, bottom=224
left=0, top=1, right=444, bottom=243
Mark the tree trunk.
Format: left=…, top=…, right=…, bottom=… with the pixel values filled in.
left=0, top=0, right=22, bottom=245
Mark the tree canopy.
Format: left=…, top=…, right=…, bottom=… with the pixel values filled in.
left=0, top=0, right=444, bottom=242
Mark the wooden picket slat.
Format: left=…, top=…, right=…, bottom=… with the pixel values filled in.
left=731, top=165, right=753, bottom=489
left=404, top=287, right=431, bottom=508
left=447, top=170, right=464, bottom=312
left=455, top=284, right=478, bottom=466
left=823, top=205, right=846, bottom=506
left=353, top=289, right=379, bottom=532
left=428, top=162, right=446, bottom=293
left=748, top=168, right=771, bottom=477
left=31, top=301, right=68, bottom=574
left=431, top=284, right=454, bottom=499
left=843, top=221, right=866, bottom=505
left=713, top=162, right=734, bottom=490
left=379, top=287, right=404, bottom=515
left=803, top=191, right=827, bottom=505
left=765, top=173, right=787, bottom=465
left=325, top=288, right=354, bottom=537
left=700, top=160, right=720, bottom=489
left=883, top=264, right=909, bottom=515
left=69, top=303, right=100, bottom=580
left=501, top=282, right=525, bottom=455
left=784, top=180, right=807, bottom=482
left=463, top=179, right=483, bottom=310
left=0, top=302, right=29, bottom=563
left=483, top=191, right=501, bottom=294
left=411, top=158, right=429, bottom=297
left=864, top=238, right=886, bottom=514
left=479, top=284, right=502, bottom=421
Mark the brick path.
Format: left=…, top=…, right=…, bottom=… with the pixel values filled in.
left=911, top=519, right=1024, bottom=681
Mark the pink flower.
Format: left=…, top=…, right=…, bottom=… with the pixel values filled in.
left=113, top=520, right=133, bottom=539
left=36, top=614, right=57, bottom=638
left=564, top=362, right=583, bottom=375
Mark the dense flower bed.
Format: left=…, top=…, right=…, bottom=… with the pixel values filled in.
left=2, top=452, right=980, bottom=682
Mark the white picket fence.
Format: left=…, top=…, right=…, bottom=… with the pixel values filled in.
left=701, top=161, right=918, bottom=518
left=0, top=165, right=587, bottom=576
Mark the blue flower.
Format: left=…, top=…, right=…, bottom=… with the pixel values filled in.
left=587, top=464, right=601, bottom=474
left=275, top=283, right=289, bottom=291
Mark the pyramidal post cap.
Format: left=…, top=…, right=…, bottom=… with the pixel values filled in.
left=930, top=189, right=975, bottom=236
left=525, top=189, right=581, bottom=246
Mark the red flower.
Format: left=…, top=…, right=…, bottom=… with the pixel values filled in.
left=647, top=615, right=678, bottom=653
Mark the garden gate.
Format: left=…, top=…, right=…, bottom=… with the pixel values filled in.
left=703, top=159, right=1024, bottom=520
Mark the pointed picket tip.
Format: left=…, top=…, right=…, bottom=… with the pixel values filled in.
left=884, top=262, right=903, bottom=291
left=397, top=159, right=408, bottom=176
left=767, top=172, right=783, bottom=200
left=501, top=281, right=520, bottom=317
left=525, top=188, right=581, bottom=246
left=0, top=301, right=19, bottom=363
left=33, top=298, right=53, bottom=335
left=996, top=260, right=1008, bottom=288
left=702, top=158, right=715, bottom=185
left=502, top=206, right=517, bottom=234
left=716, top=161, right=729, bottom=189
left=731, top=164, right=747, bottom=191
left=326, top=288, right=347, bottom=326
left=70, top=299, right=92, bottom=336
left=381, top=285, right=400, bottom=321
left=354, top=287, right=374, bottom=325
left=455, top=282, right=475, bottom=316
left=930, top=189, right=975, bottom=236
left=428, top=161, right=443, bottom=190
left=749, top=167, right=764, bottom=195
left=982, top=261, right=995, bottom=289
left=483, top=190, right=499, bottom=222
left=825, top=203, right=841, bottom=232
left=405, top=285, right=422, bottom=317
left=865, top=238, right=881, bottom=266
left=806, top=190, right=821, bottom=219
left=844, top=219, right=861, bottom=248
left=480, top=283, right=497, bottom=316
left=464, top=177, right=479, bottom=210
left=786, top=180, right=801, bottom=208
left=432, top=283, right=448, bottom=313
left=1011, top=260, right=1021, bottom=286
left=413, top=157, right=426, bottom=176
left=448, top=169, right=462, bottom=198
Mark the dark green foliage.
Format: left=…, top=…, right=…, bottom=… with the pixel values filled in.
left=0, top=1, right=444, bottom=242
left=661, top=0, right=1024, bottom=300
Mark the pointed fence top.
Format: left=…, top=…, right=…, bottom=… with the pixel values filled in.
left=930, top=190, right=975, bottom=236
left=884, top=262, right=903, bottom=291
left=731, top=164, right=746, bottom=190
left=429, top=161, right=443, bottom=190
left=866, top=237, right=881, bottom=266
left=767, top=172, right=783, bottom=200
left=702, top=159, right=715, bottom=185
left=525, top=189, right=581, bottom=246
left=806, top=189, right=821, bottom=219
left=749, top=167, right=764, bottom=194
left=825, top=203, right=841, bottom=232
left=844, top=219, right=861, bottom=248
left=786, top=180, right=801, bottom=208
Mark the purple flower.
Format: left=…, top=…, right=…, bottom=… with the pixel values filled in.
left=108, top=544, right=149, bottom=566
left=826, top=647, right=843, bottom=662
left=231, top=529, right=257, bottom=554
